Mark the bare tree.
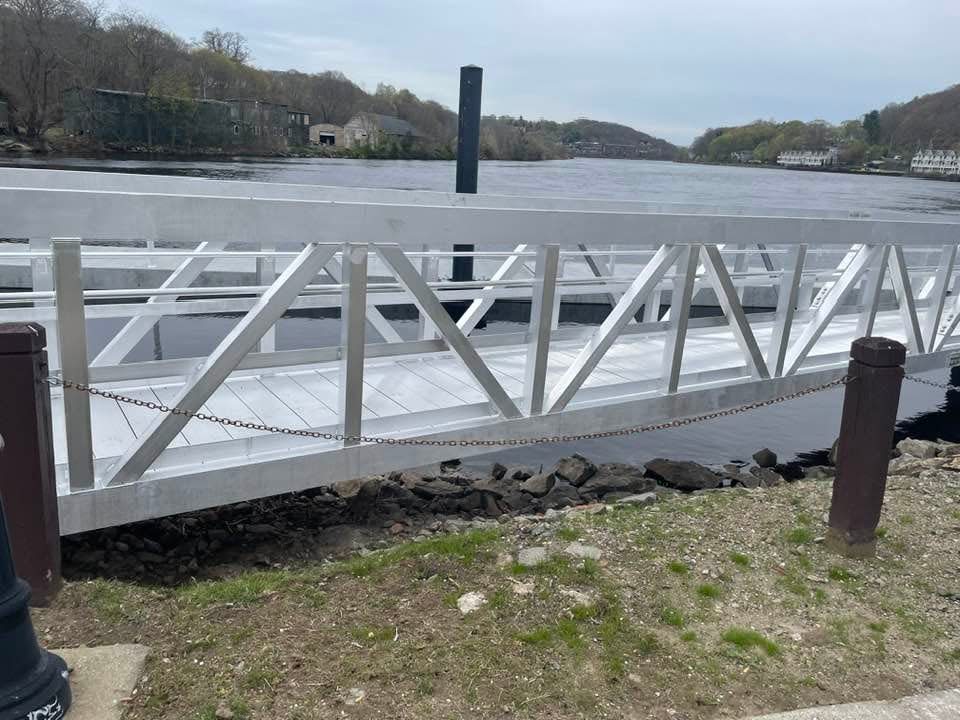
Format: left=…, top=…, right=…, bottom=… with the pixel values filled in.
left=0, top=0, right=90, bottom=135
left=201, top=28, right=249, bottom=63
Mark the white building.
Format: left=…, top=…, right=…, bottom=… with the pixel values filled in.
left=777, top=148, right=839, bottom=168
left=911, top=149, right=960, bottom=176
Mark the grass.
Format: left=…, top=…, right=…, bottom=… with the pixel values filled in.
left=828, top=565, right=858, bottom=583
left=333, top=528, right=501, bottom=577
left=786, top=526, right=815, bottom=545
left=668, top=561, right=690, bottom=575
left=350, top=625, right=396, bottom=645
left=696, top=583, right=721, bottom=599
left=722, top=627, right=782, bottom=657
left=556, top=525, right=581, bottom=541
left=728, top=551, right=751, bottom=568
left=659, top=606, right=685, bottom=628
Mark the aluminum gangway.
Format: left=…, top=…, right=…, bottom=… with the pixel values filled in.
left=1, top=168, right=958, bottom=535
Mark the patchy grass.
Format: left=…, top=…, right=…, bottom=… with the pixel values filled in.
left=696, top=583, right=721, bottom=600
left=722, top=627, right=782, bottom=657
left=37, top=473, right=960, bottom=720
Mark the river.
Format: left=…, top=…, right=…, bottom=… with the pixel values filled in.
left=4, top=155, right=960, bottom=468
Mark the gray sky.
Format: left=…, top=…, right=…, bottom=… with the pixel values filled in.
left=123, top=0, right=959, bottom=145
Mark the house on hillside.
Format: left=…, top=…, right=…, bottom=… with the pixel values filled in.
left=730, top=150, right=754, bottom=163
left=309, top=123, right=343, bottom=146
left=776, top=148, right=838, bottom=168
left=911, top=149, right=960, bottom=176
left=343, top=112, right=424, bottom=149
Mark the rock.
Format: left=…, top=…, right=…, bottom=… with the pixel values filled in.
left=616, top=492, right=657, bottom=507
left=938, top=444, right=960, bottom=458
left=517, top=547, right=549, bottom=567
left=470, top=476, right=515, bottom=498
left=504, top=465, right=535, bottom=481
left=560, top=589, right=596, bottom=606
left=500, top=491, right=535, bottom=512
left=332, top=477, right=382, bottom=500
left=457, top=591, right=487, bottom=615
left=804, top=466, right=835, bottom=481
left=644, top=459, right=720, bottom=491
left=511, top=581, right=535, bottom=596
left=552, top=454, right=597, bottom=486
left=579, top=463, right=655, bottom=497
left=215, top=701, right=235, bottom=719
left=896, top=438, right=939, bottom=459
left=244, top=524, right=276, bottom=536
left=401, top=474, right=464, bottom=499
left=827, top=437, right=841, bottom=466
left=388, top=522, right=406, bottom=535
left=136, top=551, right=165, bottom=564
left=537, top=481, right=581, bottom=510
left=490, top=462, right=508, bottom=480
left=520, top=472, right=555, bottom=497
left=749, top=466, right=784, bottom=487
left=752, top=448, right=778, bottom=468
left=343, top=688, right=366, bottom=706
left=776, top=462, right=805, bottom=481
left=440, top=458, right=462, bottom=471
left=564, top=542, right=602, bottom=560
left=887, top=455, right=936, bottom=476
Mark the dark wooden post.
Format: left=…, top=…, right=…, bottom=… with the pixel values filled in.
left=453, top=64, right=482, bottom=284
left=0, top=322, right=61, bottom=605
left=827, top=336, right=906, bottom=558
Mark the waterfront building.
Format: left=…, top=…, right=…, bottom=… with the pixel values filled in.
left=776, top=148, right=838, bottom=167
left=730, top=150, right=753, bottom=163
left=309, top=123, right=344, bottom=146
left=343, top=112, right=424, bottom=149
left=63, top=88, right=310, bottom=151
left=910, top=149, right=960, bottom=176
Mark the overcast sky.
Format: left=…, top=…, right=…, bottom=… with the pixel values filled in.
left=122, top=0, right=959, bottom=145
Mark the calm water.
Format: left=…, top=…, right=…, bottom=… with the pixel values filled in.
left=5, top=155, right=960, bottom=467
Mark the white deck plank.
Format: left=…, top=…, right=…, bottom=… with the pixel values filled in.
left=204, top=385, right=270, bottom=439
left=426, top=354, right=525, bottom=398
left=151, top=384, right=233, bottom=445
left=290, top=370, right=377, bottom=420
left=259, top=373, right=339, bottom=427
left=363, top=364, right=462, bottom=411
left=228, top=376, right=308, bottom=430
left=119, top=388, right=188, bottom=448
left=398, top=358, right=489, bottom=404
left=89, top=394, right=136, bottom=459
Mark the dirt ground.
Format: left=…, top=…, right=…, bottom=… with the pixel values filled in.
left=33, top=474, right=960, bottom=720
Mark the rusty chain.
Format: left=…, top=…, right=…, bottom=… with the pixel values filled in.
left=904, top=375, right=960, bottom=392
left=44, top=375, right=852, bottom=448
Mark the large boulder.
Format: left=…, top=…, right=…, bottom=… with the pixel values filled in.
left=552, top=454, right=597, bottom=486
left=752, top=448, right=778, bottom=468
left=537, top=481, right=581, bottom=510
left=399, top=473, right=465, bottom=499
left=579, top=463, right=655, bottom=498
left=644, top=459, right=720, bottom=491
left=896, top=438, right=939, bottom=460
left=520, top=472, right=555, bottom=497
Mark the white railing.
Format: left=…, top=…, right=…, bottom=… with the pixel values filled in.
left=1, top=168, right=959, bottom=533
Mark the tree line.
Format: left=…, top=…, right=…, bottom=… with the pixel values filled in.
left=689, top=84, right=960, bottom=166
left=0, top=0, right=683, bottom=160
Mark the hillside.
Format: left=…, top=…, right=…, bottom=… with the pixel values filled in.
left=0, top=4, right=673, bottom=162
left=688, top=83, right=960, bottom=166
left=559, top=118, right=679, bottom=159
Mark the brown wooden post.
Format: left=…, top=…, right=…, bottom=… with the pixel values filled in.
left=827, top=336, right=906, bottom=559
left=0, top=322, right=61, bottom=605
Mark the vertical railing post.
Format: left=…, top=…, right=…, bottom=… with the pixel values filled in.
left=419, top=244, right=439, bottom=340
left=257, top=242, right=278, bottom=353
left=523, top=245, right=559, bottom=415
left=339, top=244, right=368, bottom=447
left=768, top=244, right=807, bottom=376
left=827, top=337, right=906, bottom=558
left=660, top=245, right=700, bottom=393
left=52, top=238, right=94, bottom=491
left=0, top=323, right=61, bottom=605
left=29, top=238, right=59, bottom=373
left=453, top=64, right=483, bottom=284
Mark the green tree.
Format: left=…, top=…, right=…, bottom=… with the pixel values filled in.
left=863, top=110, right=881, bottom=145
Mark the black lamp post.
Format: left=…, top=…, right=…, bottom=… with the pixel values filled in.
left=0, top=446, right=71, bottom=720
